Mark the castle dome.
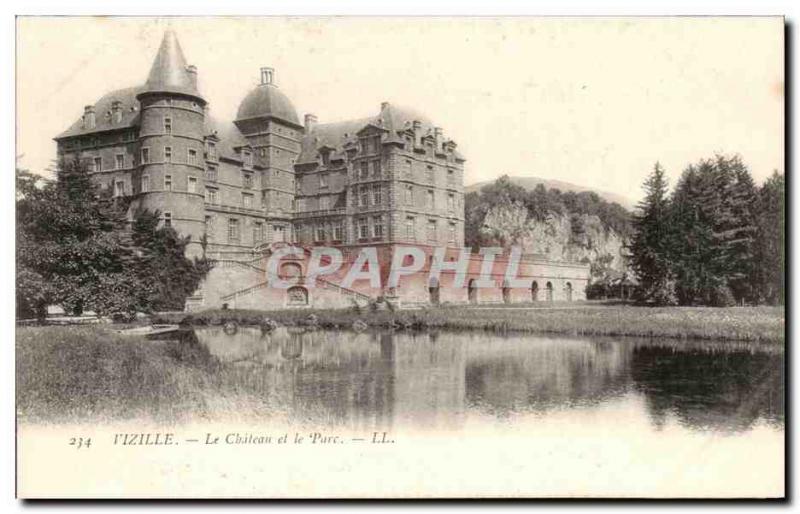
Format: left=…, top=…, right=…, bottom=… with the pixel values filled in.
left=235, top=67, right=300, bottom=127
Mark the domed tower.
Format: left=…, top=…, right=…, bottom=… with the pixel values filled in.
left=234, top=67, right=303, bottom=243
left=134, top=30, right=207, bottom=257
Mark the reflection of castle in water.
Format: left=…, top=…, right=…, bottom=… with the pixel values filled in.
left=192, top=328, right=783, bottom=432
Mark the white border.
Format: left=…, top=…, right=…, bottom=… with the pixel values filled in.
left=2, top=2, right=795, bottom=511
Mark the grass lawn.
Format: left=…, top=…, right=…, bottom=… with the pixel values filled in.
left=159, top=303, right=784, bottom=343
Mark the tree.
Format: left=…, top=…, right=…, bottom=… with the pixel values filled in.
left=668, top=156, right=758, bottom=306
left=16, top=157, right=211, bottom=319
left=130, top=209, right=212, bottom=311
left=754, top=171, right=785, bottom=304
left=629, top=162, right=676, bottom=305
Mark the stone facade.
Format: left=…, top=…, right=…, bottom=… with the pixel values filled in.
left=55, top=30, right=590, bottom=310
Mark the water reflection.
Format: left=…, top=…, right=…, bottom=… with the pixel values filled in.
left=188, top=327, right=783, bottom=432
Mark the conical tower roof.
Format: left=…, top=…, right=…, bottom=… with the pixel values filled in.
left=139, top=30, right=204, bottom=101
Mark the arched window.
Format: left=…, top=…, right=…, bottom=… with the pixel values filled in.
left=287, top=286, right=308, bottom=306
left=531, top=281, right=539, bottom=302
left=546, top=281, right=554, bottom=302
left=280, top=262, right=303, bottom=280
left=428, top=277, right=440, bottom=305
left=565, top=282, right=573, bottom=302
left=468, top=279, right=478, bottom=305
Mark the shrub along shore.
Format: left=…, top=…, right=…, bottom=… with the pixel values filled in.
left=154, top=304, right=784, bottom=343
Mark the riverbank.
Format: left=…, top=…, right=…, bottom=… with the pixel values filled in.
left=156, top=303, right=784, bottom=343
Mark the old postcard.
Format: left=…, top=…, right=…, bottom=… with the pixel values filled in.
left=15, top=16, right=785, bottom=498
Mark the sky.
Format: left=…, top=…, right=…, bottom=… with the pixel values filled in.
left=16, top=16, right=783, bottom=204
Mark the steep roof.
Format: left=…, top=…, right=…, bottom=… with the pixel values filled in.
left=140, top=30, right=203, bottom=100
left=54, top=86, right=143, bottom=140
left=235, top=83, right=300, bottom=127
left=296, top=103, right=443, bottom=165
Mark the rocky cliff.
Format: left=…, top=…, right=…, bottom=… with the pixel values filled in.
left=478, top=201, right=629, bottom=274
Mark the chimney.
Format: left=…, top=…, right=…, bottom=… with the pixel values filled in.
left=186, top=64, right=198, bottom=89
left=304, top=113, right=317, bottom=133
left=83, top=105, right=96, bottom=129
left=260, top=67, right=275, bottom=86
left=412, top=120, right=422, bottom=147
left=434, top=127, right=443, bottom=151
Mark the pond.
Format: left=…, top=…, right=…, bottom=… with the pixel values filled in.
left=190, top=326, right=784, bottom=434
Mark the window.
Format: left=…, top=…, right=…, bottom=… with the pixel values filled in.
left=163, top=212, right=172, bottom=228
left=141, top=174, right=150, bottom=193
left=406, top=217, right=415, bottom=241
left=372, top=216, right=384, bottom=239
left=141, top=147, right=150, bottom=164
left=164, top=116, right=172, bottom=135
left=242, top=193, right=253, bottom=209
left=114, top=180, right=124, bottom=197
left=207, top=142, right=217, bottom=161
left=115, top=154, right=125, bottom=170
left=333, top=223, right=344, bottom=241
left=360, top=161, right=369, bottom=180
left=253, top=222, right=264, bottom=243
left=359, top=186, right=369, bottom=207
left=426, top=165, right=434, bottom=182
left=243, top=172, right=253, bottom=189
left=205, top=215, right=214, bottom=237
left=321, top=151, right=330, bottom=167
left=205, top=187, right=218, bottom=204
left=315, top=225, right=326, bottom=242
left=449, top=223, right=457, bottom=243
left=372, top=160, right=381, bottom=177
left=447, top=168, right=455, bottom=183
left=188, top=149, right=198, bottom=166
left=188, top=176, right=197, bottom=193
left=228, top=218, right=240, bottom=243
left=261, top=192, right=268, bottom=209
left=405, top=185, right=413, bottom=206
left=205, top=165, right=217, bottom=182
left=320, top=196, right=329, bottom=210
left=404, top=159, right=413, bottom=178
left=93, top=156, right=102, bottom=173
left=427, top=219, right=437, bottom=242
left=319, top=173, right=328, bottom=188
left=427, top=189, right=435, bottom=209
left=447, top=193, right=455, bottom=212
left=164, top=174, right=172, bottom=191
left=373, top=184, right=382, bottom=206
left=165, top=146, right=172, bottom=162
left=358, top=218, right=369, bottom=239
left=243, top=151, right=253, bottom=168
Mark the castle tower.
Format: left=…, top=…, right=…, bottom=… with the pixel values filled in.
left=234, top=67, right=303, bottom=243
left=133, top=30, right=207, bottom=256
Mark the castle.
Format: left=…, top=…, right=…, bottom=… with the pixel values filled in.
left=55, top=30, right=589, bottom=309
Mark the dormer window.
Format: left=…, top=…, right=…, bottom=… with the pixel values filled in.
left=83, top=106, right=96, bottom=130
left=111, top=101, right=122, bottom=124
left=206, top=142, right=217, bottom=161
left=321, top=150, right=330, bottom=167
left=242, top=172, right=253, bottom=189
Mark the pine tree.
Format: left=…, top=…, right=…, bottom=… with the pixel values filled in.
left=755, top=171, right=785, bottom=304
left=629, top=162, right=675, bottom=304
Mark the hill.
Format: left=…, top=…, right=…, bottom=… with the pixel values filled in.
left=465, top=176, right=637, bottom=211
left=464, top=175, right=633, bottom=281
